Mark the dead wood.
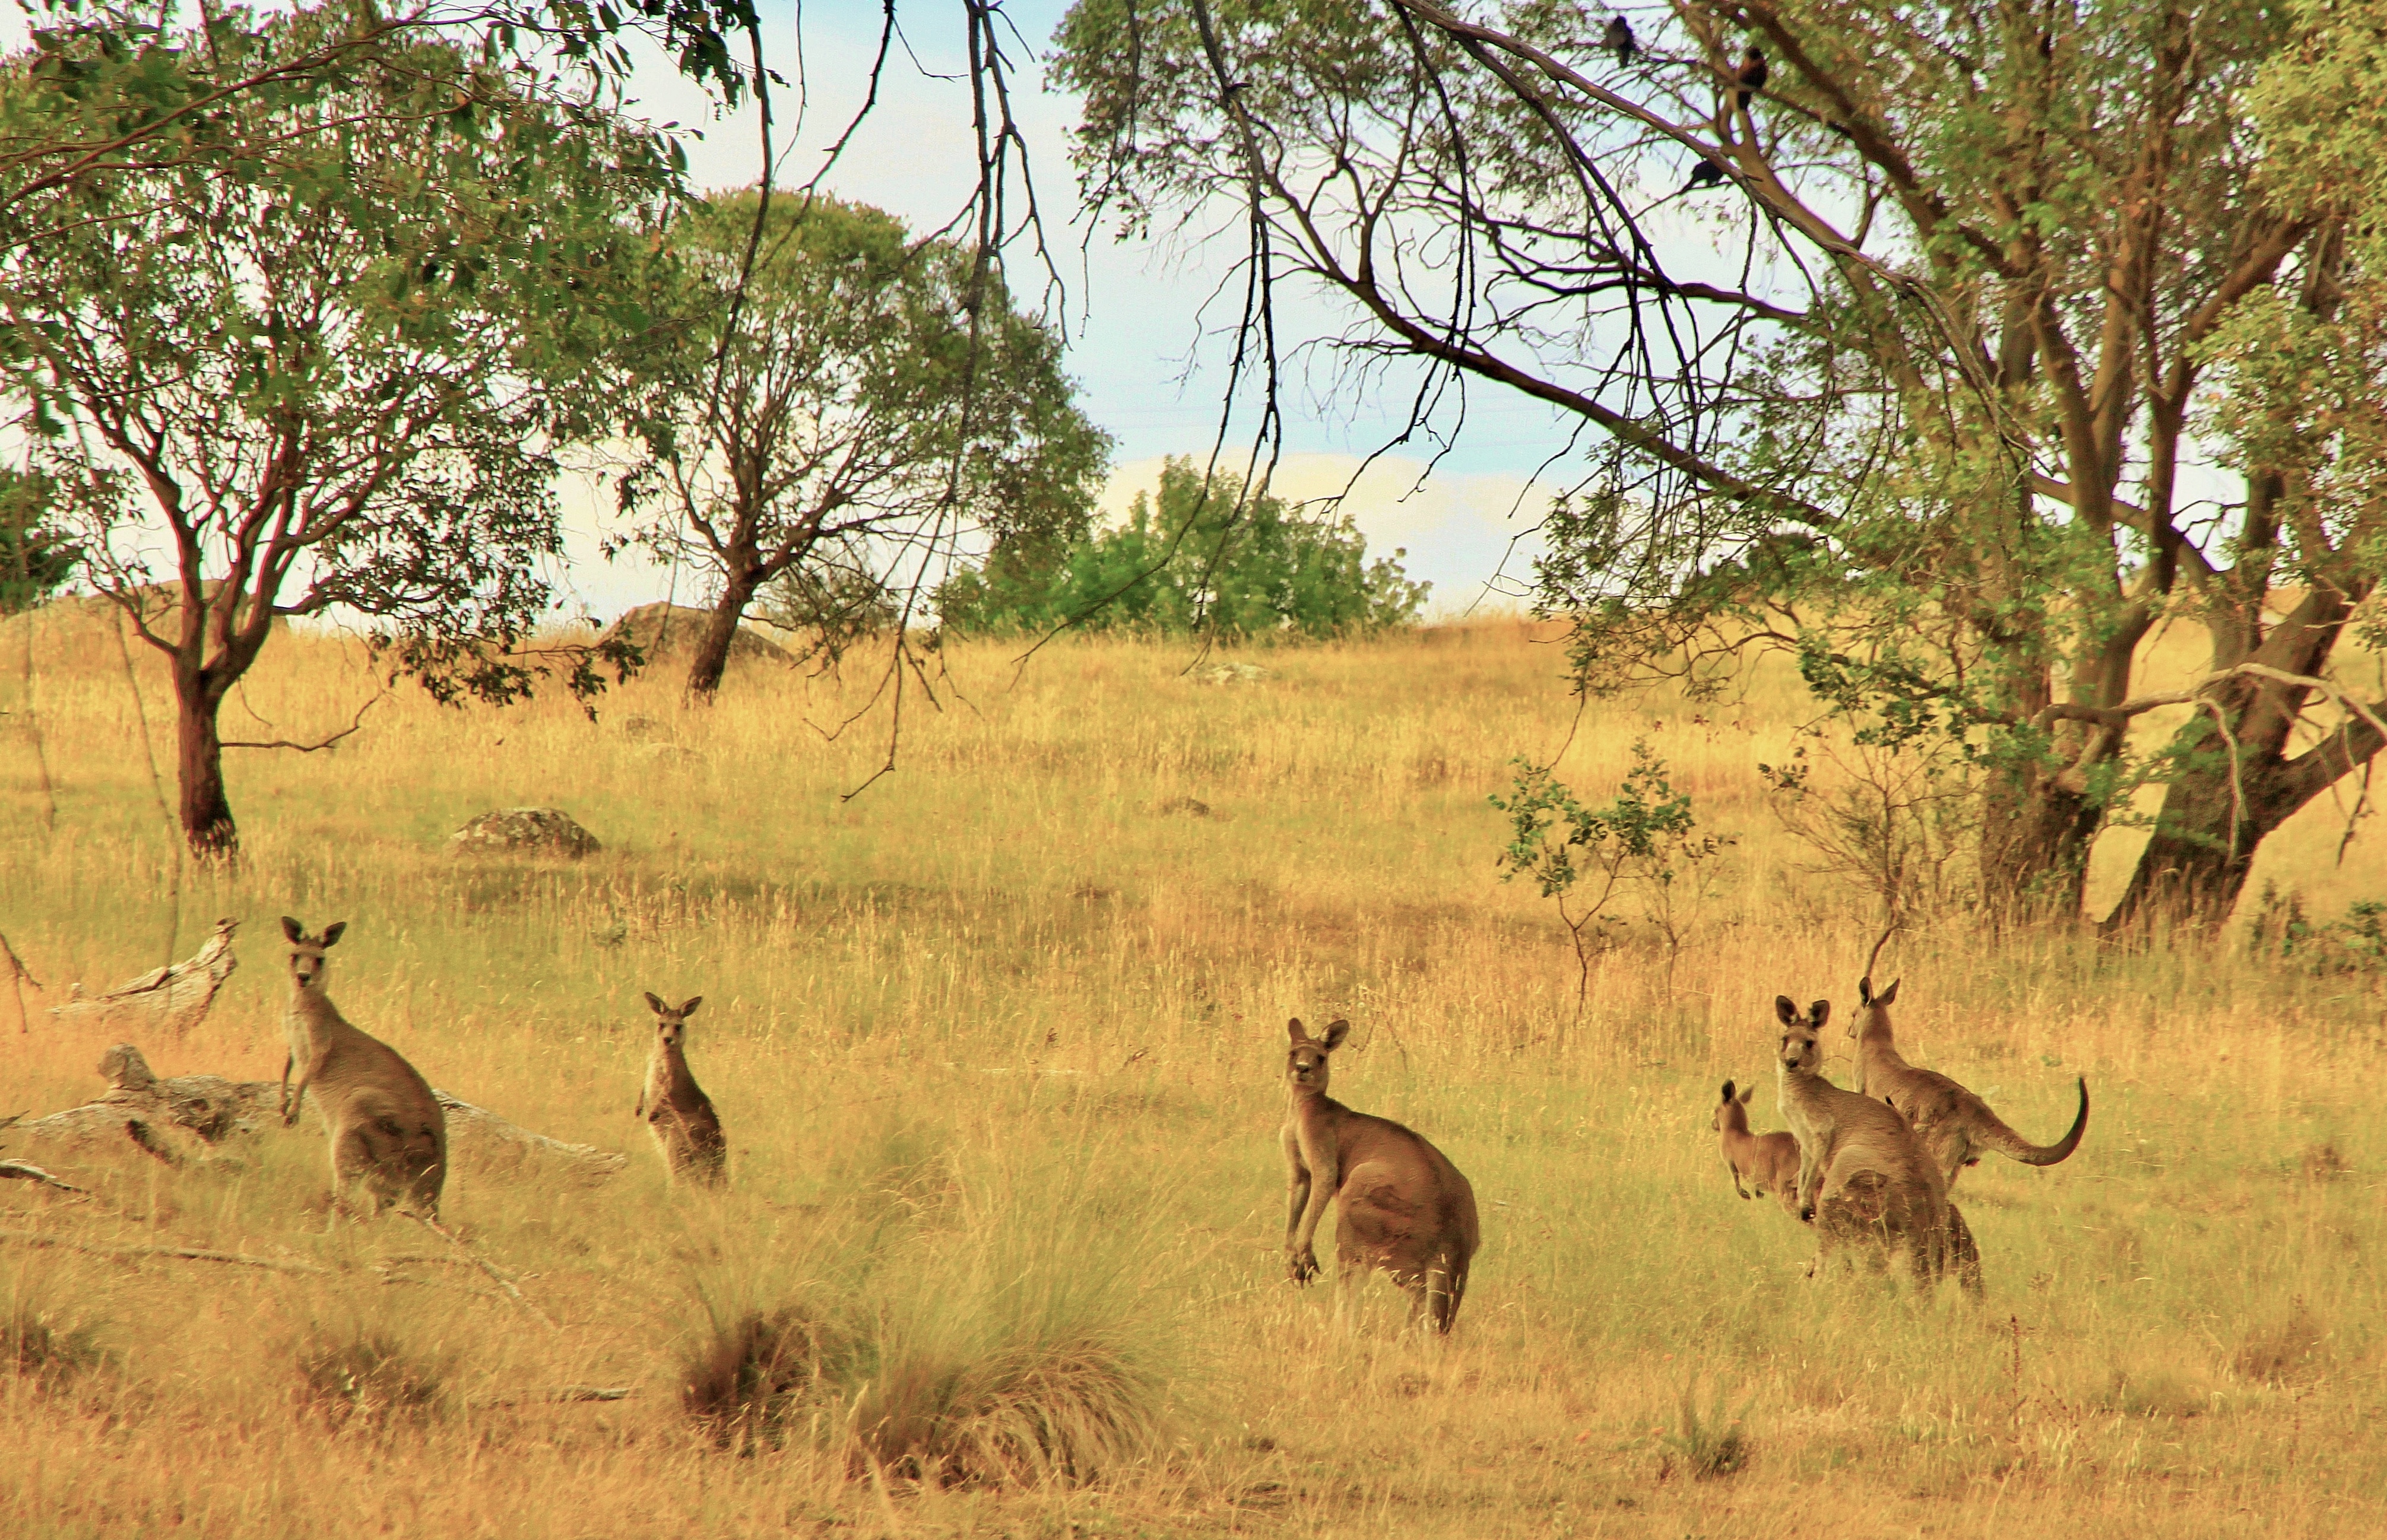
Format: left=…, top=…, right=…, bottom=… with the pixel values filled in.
left=0, top=1230, right=325, bottom=1272
left=17, top=1044, right=627, bottom=1185
left=432, top=1090, right=628, bottom=1184
left=0, top=1160, right=86, bottom=1193
left=49, top=917, right=240, bottom=1037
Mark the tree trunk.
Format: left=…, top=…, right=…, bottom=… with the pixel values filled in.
left=175, top=676, right=237, bottom=859
left=1977, top=761, right=2102, bottom=924
left=685, top=570, right=759, bottom=699
left=2103, top=715, right=2386, bottom=933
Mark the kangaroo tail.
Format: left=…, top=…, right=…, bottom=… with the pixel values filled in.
left=1979, top=1077, right=2089, bottom=1167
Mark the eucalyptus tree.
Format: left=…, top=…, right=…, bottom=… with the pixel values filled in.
left=617, top=193, right=1110, bottom=699
left=0, top=5, right=671, bottom=858
left=1053, top=0, right=2387, bottom=926
left=0, top=0, right=756, bottom=240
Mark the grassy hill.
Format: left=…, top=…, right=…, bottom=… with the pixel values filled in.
left=1, top=615, right=2380, bottom=1536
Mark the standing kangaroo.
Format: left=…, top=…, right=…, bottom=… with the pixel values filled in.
left=280, top=917, right=445, bottom=1221
left=1774, top=996, right=1975, bottom=1292
left=1850, top=976, right=2088, bottom=1188
left=1282, top=1018, right=1479, bottom=1333
left=635, top=993, right=727, bottom=1187
left=1713, top=1080, right=1802, bottom=1218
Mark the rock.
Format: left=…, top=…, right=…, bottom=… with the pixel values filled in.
left=1155, top=795, right=1212, bottom=818
left=601, top=603, right=791, bottom=667
left=49, top=917, right=240, bottom=1038
left=616, top=713, right=668, bottom=740
left=636, top=744, right=702, bottom=768
left=449, top=808, right=601, bottom=859
left=1193, top=661, right=1272, bottom=685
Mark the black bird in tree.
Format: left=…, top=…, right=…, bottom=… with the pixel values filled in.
left=1601, top=15, right=1637, bottom=67
left=1735, top=45, right=1768, bottom=110
left=1684, top=157, right=1727, bottom=192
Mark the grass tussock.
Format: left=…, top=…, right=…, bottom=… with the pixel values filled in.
left=1658, top=1380, right=1754, bottom=1481
left=2231, top=1301, right=2329, bottom=1387
left=679, top=1140, right=1175, bottom=1487
left=287, top=1301, right=456, bottom=1430
left=1, top=1260, right=110, bottom=1387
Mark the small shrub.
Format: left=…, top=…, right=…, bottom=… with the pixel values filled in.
left=290, top=1320, right=452, bottom=1428
left=2245, top=884, right=2387, bottom=976
left=2231, top=1302, right=2327, bottom=1387
left=1657, top=1380, right=1752, bottom=1481
left=680, top=1301, right=853, bottom=1452
left=2, top=1266, right=109, bottom=1386
left=1491, top=739, right=1732, bottom=996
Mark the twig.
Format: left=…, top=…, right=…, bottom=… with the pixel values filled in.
left=1863, top=922, right=1899, bottom=984
left=0, top=1230, right=329, bottom=1271
left=0, top=1161, right=86, bottom=1193
left=110, top=608, right=180, bottom=963
left=375, top=1271, right=509, bottom=1303
left=1, top=931, right=33, bottom=1034
left=472, top=1385, right=635, bottom=1408
left=221, top=688, right=386, bottom=752
left=407, top=1212, right=557, bottom=1332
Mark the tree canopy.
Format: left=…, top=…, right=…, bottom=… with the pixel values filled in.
left=0, top=3, right=669, bottom=855
left=613, top=191, right=1111, bottom=697
left=1053, top=0, right=2387, bottom=926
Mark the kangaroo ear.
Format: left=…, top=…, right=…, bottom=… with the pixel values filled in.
left=321, top=922, right=346, bottom=948
left=1859, top=976, right=1875, bottom=1006
left=1774, top=995, right=1799, bottom=1025
left=281, top=916, right=305, bottom=943
left=1811, top=999, right=1831, bottom=1029
left=680, top=996, right=702, bottom=1017
left=1286, top=1017, right=1307, bottom=1043
left=1876, top=977, right=1900, bottom=1006
left=1321, top=1018, right=1352, bottom=1052
left=643, top=992, right=666, bottom=1015
left=1739, top=1084, right=1755, bottom=1105
left=1719, top=1079, right=1736, bottom=1102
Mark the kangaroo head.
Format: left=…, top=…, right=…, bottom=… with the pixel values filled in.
left=1775, top=995, right=1830, bottom=1074
left=1851, top=975, right=1901, bottom=1040
left=1285, top=1016, right=1351, bottom=1094
left=1714, top=1079, right=1756, bottom=1132
left=281, top=915, right=347, bottom=992
left=645, top=991, right=702, bottom=1048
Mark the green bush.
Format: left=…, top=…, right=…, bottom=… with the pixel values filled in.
left=0, top=467, right=76, bottom=615
left=2245, top=884, right=2387, bottom=975
left=940, top=456, right=1428, bottom=640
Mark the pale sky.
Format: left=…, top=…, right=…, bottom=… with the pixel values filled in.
left=556, top=0, right=1577, bottom=620
left=0, top=3, right=1708, bottom=620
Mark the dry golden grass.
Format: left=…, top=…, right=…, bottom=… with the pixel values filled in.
left=0, top=610, right=2382, bottom=1537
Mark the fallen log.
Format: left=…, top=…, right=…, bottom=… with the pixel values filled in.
left=17, top=1044, right=627, bottom=1185
left=49, top=917, right=240, bottom=1037
left=433, top=1090, right=627, bottom=1185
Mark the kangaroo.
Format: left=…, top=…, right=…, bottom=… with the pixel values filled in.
left=635, top=993, right=727, bottom=1187
left=1773, top=996, right=1973, bottom=1291
left=279, top=917, right=445, bottom=1221
left=1713, top=1080, right=1802, bottom=1218
left=1850, top=976, right=2087, bottom=1188
left=1282, top=1018, right=1479, bottom=1333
